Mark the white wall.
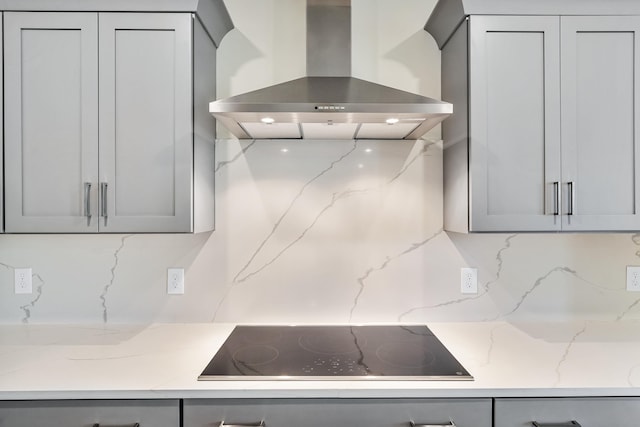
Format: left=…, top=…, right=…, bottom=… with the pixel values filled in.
left=1, top=0, right=640, bottom=324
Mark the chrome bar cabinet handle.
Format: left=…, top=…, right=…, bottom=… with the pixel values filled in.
left=567, top=181, right=575, bottom=216
left=410, top=421, right=455, bottom=427
left=92, top=423, right=139, bottom=427
left=553, top=181, right=560, bottom=215
left=532, top=421, right=581, bottom=427
left=219, top=421, right=265, bottom=427
left=84, top=182, right=92, bottom=225
left=100, top=182, right=108, bottom=226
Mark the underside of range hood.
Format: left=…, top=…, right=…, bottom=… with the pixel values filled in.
left=211, top=76, right=452, bottom=140
left=210, top=0, right=452, bottom=140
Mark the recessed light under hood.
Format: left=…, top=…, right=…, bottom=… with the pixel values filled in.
left=210, top=0, right=452, bottom=140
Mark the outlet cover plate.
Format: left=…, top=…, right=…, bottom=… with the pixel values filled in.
left=627, top=266, right=640, bottom=291
left=167, top=268, right=185, bottom=294
left=14, top=268, right=33, bottom=294
left=461, top=267, right=478, bottom=294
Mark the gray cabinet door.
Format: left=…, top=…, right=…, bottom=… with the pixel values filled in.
left=0, top=14, right=3, bottom=233
left=184, top=398, right=492, bottom=427
left=4, top=12, right=99, bottom=233
left=469, top=16, right=561, bottom=231
left=495, top=397, right=640, bottom=427
left=560, top=16, right=640, bottom=231
left=98, top=13, right=193, bottom=233
left=0, top=399, right=179, bottom=427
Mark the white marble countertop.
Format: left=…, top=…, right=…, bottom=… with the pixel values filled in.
left=1, top=321, right=640, bottom=400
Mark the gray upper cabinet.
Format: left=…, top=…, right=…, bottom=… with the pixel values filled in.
left=468, top=16, right=561, bottom=232
left=0, top=15, right=3, bottom=234
left=3, top=5, right=227, bottom=233
left=433, top=7, right=640, bottom=232
left=4, top=12, right=99, bottom=233
left=560, top=16, right=640, bottom=231
left=98, top=13, right=193, bottom=233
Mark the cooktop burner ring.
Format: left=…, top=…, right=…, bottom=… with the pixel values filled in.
left=232, top=344, right=280, bottom=367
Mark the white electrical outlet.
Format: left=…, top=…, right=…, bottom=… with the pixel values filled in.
left=14, top=268, right=33, bottom=294
left=167, top=268, right=185, bottom=294
left=627, top=266, right=640, bottom=291
left=461, top=267, right=478, bottom=294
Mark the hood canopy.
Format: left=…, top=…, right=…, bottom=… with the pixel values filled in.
left=210, top=0, right=452, bottom=140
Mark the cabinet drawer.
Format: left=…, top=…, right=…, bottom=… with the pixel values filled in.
left=495, top=397, right=640, bottom=427
left=0, top=399, right=179, bottom=427
left=184, top=398, right=492, bottom=427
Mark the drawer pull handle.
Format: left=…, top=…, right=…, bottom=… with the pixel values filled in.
left=92, top=424, right=140, bottom=427
left=532, top=421, right=581, bottom=427
left=220, top=422, right=265, bottom=427
left=410, top=421, right=455, bottom=427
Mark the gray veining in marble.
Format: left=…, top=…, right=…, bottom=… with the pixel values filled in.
left=233, top=140, right=359, bottom=283
left=0, top=262, right=15, bottom=270
left=628, top=363, right=640, bottom=386
left=481, top=324, right=504, bottom=367
left=351, top=228, right=443, bottom=322
left=386, top=140, right=438, bottom=185
left=215, top=139, right=256, bottom=173
left=617, top=297, right=640, bottom=321
left=483, top=234, right=517, bottom=293
left=398, top=234, right=519, bottom=322
left=505, top=267, right=578, bottom=317
left=632, top=233, right=640, bottom=258
left=100, top=235, right=133, bottom=323
left=398, top=294, right=473, bottom=321
left=554, top=322, right=588, bottom=387
left=20, top=273, right=44, bottom=324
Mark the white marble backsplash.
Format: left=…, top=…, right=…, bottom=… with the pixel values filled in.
left=1, top=138, right=640, bottom=324
left=2, top=0, right=640, bottom=325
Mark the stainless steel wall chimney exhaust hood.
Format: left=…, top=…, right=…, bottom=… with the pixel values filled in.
left=210, top=0, right=452, bottom=140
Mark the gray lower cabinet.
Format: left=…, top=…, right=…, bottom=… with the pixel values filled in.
left=0, top=399, right=179, bottom=427
left=494, top=397, right=640, bottom=427
left=183, top=398, right=492, bottom=427
left=440, top=14, right=640, bottom=232
left=3, top=11, right=217, bottom=233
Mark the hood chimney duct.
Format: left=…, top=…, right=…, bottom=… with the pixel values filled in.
left=306, top=0, right=351, bottom=77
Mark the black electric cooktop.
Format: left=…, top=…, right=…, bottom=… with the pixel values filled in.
left=198, top=325, right=472, bottom=380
